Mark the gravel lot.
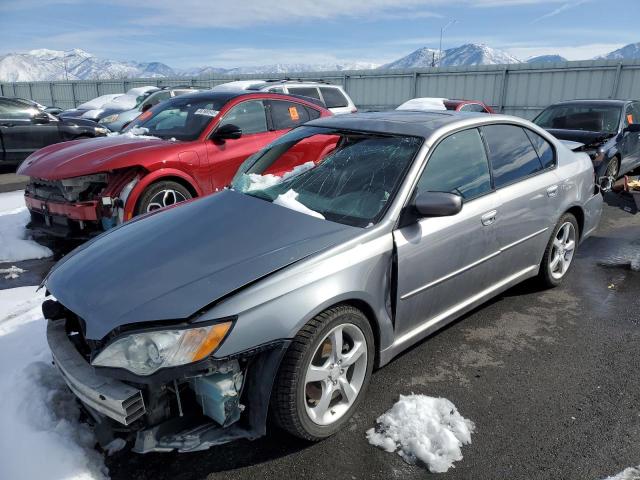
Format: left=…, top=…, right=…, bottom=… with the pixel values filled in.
left=1, top=193, right=639, bottom=480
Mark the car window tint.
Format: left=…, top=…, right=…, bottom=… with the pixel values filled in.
left=287, top=87, right=321, bottom=101
left=483, top=124, right=544, bottom=188
left=269, top=100, right=311, bottom=130
left=219, top=100, right=267, bottom=135
left=319, top=87, right=348, bottom=108
left=625, top=103, right=640, bottom=126
left=145, top=91, right=170, bottom=108
left=524, top=129, right=556, bottom=169
left=417, top=128, right=491, bottom=200
left=460, top=103, right=488, bottom=113
left=0, top=99, right=34, bottom=120
left=306, top=106, right=321, bottom=120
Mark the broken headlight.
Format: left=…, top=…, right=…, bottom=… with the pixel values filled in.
left=92, top=322, right=232, bottom=376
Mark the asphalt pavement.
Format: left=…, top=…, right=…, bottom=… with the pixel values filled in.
left=1, top=193, right=639, bottom=480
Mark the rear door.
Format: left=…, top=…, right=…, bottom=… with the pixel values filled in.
left=394, top=127, right=502, bottom=341
left=481, top=124, right=560, bottom=280
left=205, top=99, right=280, bottom=191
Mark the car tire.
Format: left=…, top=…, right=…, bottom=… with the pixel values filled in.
left=134, top=180, right=193, bottom=216
left=271, top=305, right=374, bottom=441
left=538, top=213, right=579, bottom=288
left=604, top=156, right=620, bottom=179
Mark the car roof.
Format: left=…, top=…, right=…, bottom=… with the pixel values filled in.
left=550, top=99, right=630, bottom=107
left=305, top=110, right=488, bottom=137
left=175, top=89, right=326, bottom=108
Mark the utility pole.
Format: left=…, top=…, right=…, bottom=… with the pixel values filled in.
left=438, top=19, right=457, bottom=67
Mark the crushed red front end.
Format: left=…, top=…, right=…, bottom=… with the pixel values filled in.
left=25, top=169, right=139, bottom=239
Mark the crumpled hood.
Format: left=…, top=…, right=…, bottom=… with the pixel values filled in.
left=45, top=190, right=360, bottom=340
left=17, top=135, right=173, bottom=179
left=545, top=128, right=614, bottom=148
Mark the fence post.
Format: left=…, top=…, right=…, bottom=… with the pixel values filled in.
left=48, top=82, right=55, bottom=107
left=411, top=71, right=418, bottom=98
left=610, top=62, right=623, bottom=99
left=498, top=68, right=509, bottom=113
left=71, top=82, right=77, bottom=107
left=28, top=82, right=33, bottom=100
left=0, top=83, right=3, bottom=96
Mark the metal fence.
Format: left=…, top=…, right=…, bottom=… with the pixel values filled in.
left=2, top=59, right=640, bottom=119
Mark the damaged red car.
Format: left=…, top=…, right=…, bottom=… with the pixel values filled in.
left=17, top=90, right=332, bottom=238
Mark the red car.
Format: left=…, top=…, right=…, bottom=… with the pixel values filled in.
left=17, top=90, right=332, bottom=238
left=396, top=97, right=494, bottom=113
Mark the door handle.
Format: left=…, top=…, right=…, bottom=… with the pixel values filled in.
left=546, top=185, right=559, bottom=197
left=481, top=210, right=497, bottom=226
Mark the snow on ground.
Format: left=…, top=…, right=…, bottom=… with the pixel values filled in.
left=603, top=466, right=640, bottom=480
left=0, top=286, right=108, bottom=480
left=273, top=189, right=325, bottom=219
left=0, top=190, right=53, bottom=263
left=366, top=394, right=475, bottom=473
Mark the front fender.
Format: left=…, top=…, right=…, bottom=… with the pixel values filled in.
left=123, top=168, right=203, bottom=219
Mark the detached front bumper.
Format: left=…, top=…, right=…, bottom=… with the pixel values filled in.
left=46, top=317, right=288, bottom=453
left=25, top=195, right=104, bottom=239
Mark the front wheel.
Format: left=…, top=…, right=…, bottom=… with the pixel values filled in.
left=538, top=213, right=579, bottom=288
left=134, top=180, right=192, bottom=216
left=604, top=157, right=620, bottom=180
left=271, top=305, right=374, bottom=441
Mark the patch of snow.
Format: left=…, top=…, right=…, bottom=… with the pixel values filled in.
left=397, top=98, right=447, bottom=111
left=107, top=126, right=160, bottom=140
left=366, top=394, right=475, bottom=473
left=0, top=286, right=108, bottom=480
left=1, top=265, right=26, bottom=279
left=0, top=191, right=53, bottom=262
left=603, top=466, right=640, bottom=480
left=243, top=161, right=316, bottom=191
left=273, top=189, right=324, bottom=219
left=76, top=94, right=123, bottom=111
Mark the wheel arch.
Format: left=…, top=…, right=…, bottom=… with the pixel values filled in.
left=564, top=205, right=585, bottom=240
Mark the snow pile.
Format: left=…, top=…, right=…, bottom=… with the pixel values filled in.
left=0, top=191, right=53, bottom=262
left=0, top=286, right=108, bottom=480
left=1, top=265, right=26, bottom=279
left=397, top=98, right=447, bottom=111
left=273, top=189, right=325, bottom=219
left=366, top=394, right=475, bottom=473
left=603, top=466, right=640, bottom=480
left=108, top=126, right=160, bottom=140
left=242, top=161, right=316, bottom=191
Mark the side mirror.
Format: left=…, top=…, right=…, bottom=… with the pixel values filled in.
left=212, top=123, right=242, bottom=141
left=625, top=123, right=640, bottom=133
left=32, top=112, right=50, bottom=124
left=413, top=191, right=463, bottom=217
left=141, top=103, right=152, bottom=113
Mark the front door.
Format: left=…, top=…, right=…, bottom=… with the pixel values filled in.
left=621, top=102, right=640, bottom=173
left=393, top=127, right=501, bottom=345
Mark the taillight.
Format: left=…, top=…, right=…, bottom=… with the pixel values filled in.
left=351, top=107, right=358, bottom=113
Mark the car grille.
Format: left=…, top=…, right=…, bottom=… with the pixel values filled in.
left=27, top=178, right=66, bottom=202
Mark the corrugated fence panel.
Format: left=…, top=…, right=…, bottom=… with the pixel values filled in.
left=2, top=60, right=640, bottom=118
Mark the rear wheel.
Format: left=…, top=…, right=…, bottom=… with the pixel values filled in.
left=538, top=213, right=579, bottom=288
left=271, top=305, right=374, bottom=441
left=134, top=180, right=192, bottom=215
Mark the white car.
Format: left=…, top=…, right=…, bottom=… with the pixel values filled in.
left=81, top=86, right=160, bottom=121
left=213, top=80, right=357, bottom=115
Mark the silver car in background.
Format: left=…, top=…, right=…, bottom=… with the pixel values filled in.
left=43, top=111, right=602, bottom=453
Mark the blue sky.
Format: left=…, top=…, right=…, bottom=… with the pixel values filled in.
left=0, top=0, right=638, bottom=68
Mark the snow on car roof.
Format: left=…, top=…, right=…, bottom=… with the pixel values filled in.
left=396, top=98, right=448, bottom=111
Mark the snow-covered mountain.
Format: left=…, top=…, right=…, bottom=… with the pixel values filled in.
left=597, top=42, right=640, bottom=60
left=382, top=44, right=520, bottom=69
left=527, top=54, right=568, bottom=64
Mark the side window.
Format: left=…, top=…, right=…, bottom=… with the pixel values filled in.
left=306, top=106, right=321, bottom=120
left=460, top=103, right=488, bottom=113
left=145, top=91, right=170, bottom=108
left=319, top=87, right=348, bottom=108
left=0, top=100, right=33, bottom=120
left=482, top=124, right=544, bottom=188
left=287, top=87, right=321, bottom=101
left=219, top=100, right=267, bottom=135
left=268, top=100, right=311, bottom=130
left=625, top=103, right=640, bottom=126
left=268, top=87, right=284, bottom=93
left=524, top=129, right=556, bottom=169
left=417, top=128, right=492, bottom=200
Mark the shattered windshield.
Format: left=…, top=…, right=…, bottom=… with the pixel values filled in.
left=534, top=104, right=622, bottom=134
left=231, top=126, right=423, bottom=227
left=126, top=96, right=226, bottom=141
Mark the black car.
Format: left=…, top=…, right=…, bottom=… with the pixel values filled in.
left=533, top=99, right=640, bottom=179
left=0, top=96, right=109, bottom=166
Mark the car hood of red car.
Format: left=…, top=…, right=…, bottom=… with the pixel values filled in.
left=17, top=135, right=177, bottom=179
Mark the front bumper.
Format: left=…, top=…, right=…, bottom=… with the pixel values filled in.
left=47, top=319, right=146, bottom=425
left=25, top=195, right=105, bottom=238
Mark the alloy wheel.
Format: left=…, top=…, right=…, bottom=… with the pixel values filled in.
left=606, top=158, right=619, bottom=179
left=304, top=323, right=368, bottom=426
left=549, top=222, right=576, bottom=280
left=145, top=189, right=187, bottom=212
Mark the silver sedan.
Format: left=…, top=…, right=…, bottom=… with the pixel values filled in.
left=43, top=111, right=603, bottom=452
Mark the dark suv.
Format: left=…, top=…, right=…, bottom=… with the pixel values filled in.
left=533, top=99, right=640, bottom=179
left=0, top=96, right=108, bottom=166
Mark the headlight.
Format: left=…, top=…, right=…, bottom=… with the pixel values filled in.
left=92, top=322, right=233, bottom=376
left=94, top=126, right=109, bottom=134
left=100, top=114, right=119, bottom=124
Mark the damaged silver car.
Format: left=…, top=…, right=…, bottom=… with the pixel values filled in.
left=42, top=110, right=603, bottom=453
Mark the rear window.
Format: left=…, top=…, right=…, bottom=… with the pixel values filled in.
left=524, top=129, right=556, bottom=169
left=288, top=87, right=321, bottom=101
left=320, top=87, right=349, bottom=108
left=269, top=101, right=311, bottom=130
left=482, top=124, right=544, bottom=188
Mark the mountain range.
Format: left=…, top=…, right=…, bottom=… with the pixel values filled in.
left=1, top=42, right=639, bottom=82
